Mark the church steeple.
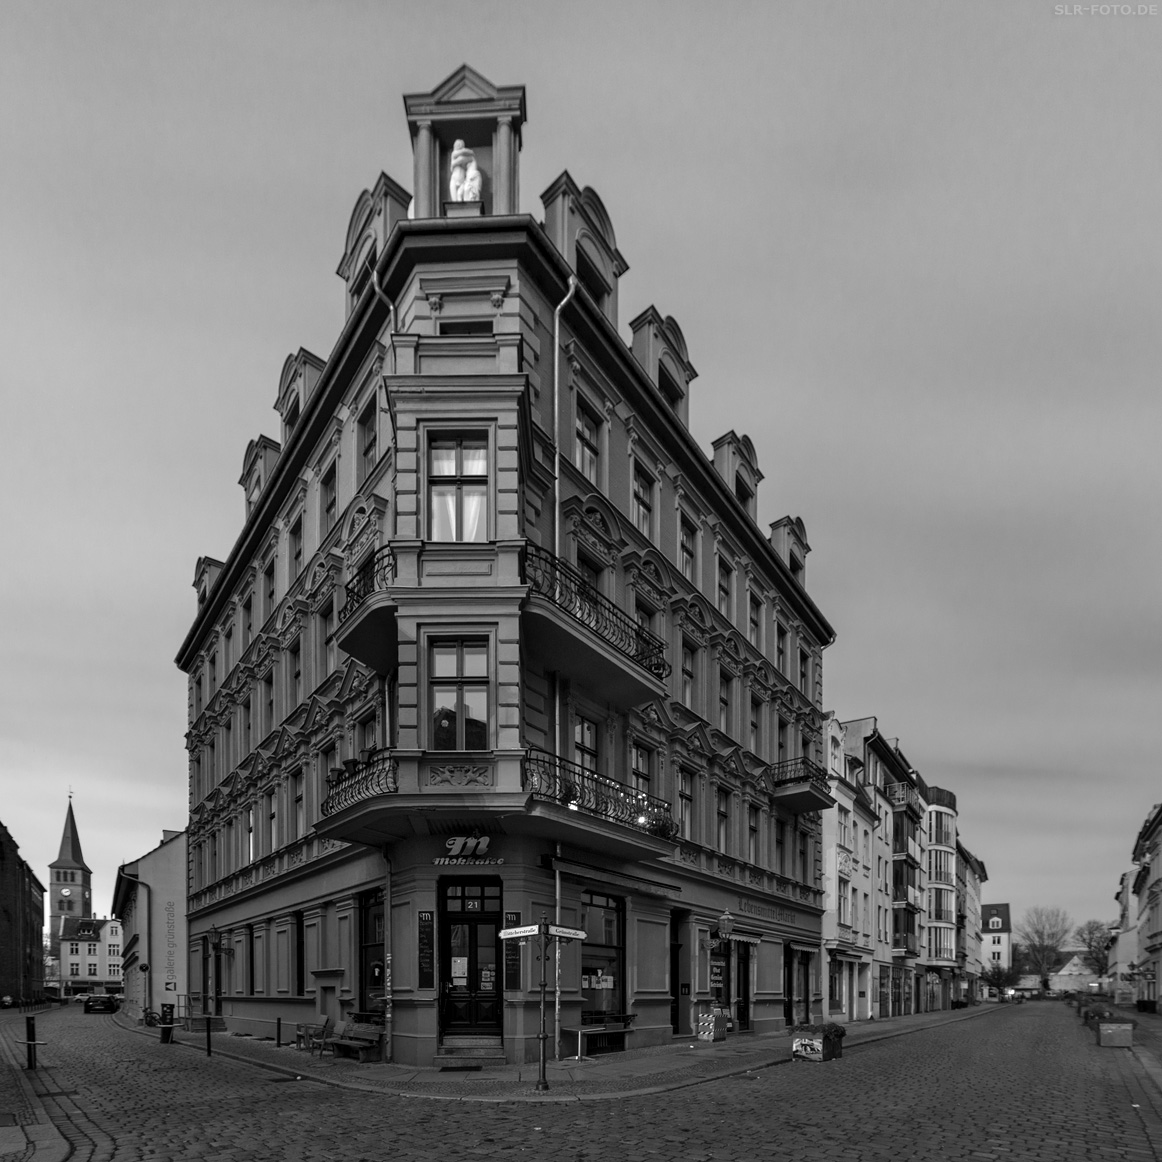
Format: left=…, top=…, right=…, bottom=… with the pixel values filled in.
left=49, top=798, right=92, bottom=939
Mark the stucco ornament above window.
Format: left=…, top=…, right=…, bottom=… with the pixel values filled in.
left=449, top=140, right=482, bottom=202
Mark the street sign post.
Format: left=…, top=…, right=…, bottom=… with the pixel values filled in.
left=498, top=915, right=587, bottom=1091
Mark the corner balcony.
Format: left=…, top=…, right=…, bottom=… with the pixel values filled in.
left=519, top=748, right=679, bottom=861
left=892, top=835, right=922, bottom=866
left=520, top=543, right=670, bottom=710
left=768, top=757, right=835, bottom=814
left=892, top=934, right=920, bottom=958
left=892, top=884, right=923, bottom=911
left=335, top=547, right=398, bottom=673
left=886, top=782, right=924, bottom=818
left=320, top=749, right=399, bottom=817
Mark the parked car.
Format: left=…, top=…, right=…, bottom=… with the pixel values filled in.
left=83, top=995, right=118, bottom=1014
left=0, top=995, right=16, bottom=1008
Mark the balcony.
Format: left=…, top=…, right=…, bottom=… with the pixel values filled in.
left=892, top=935, right=920, bottom=958
left=928, top=867, right=955, bottom=886
left=522, top=748, right=678, bottom=841
left=320, top=749, right=399, bottom=816
left=520, top=543, right=670, bottom=708
left=892, top=883, right=923, bottom=911
left=336, top=547, right=398, bottom=673
left=886, top=782, right=924, bottom=818
left=892, top=835, right=922, bottom=866
left=928, top=905, right=957, bottom=923
left=768, top=757, right=835, bottom=814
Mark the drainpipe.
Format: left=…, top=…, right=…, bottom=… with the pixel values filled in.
left=382, top=849, right=393, bottom=1062
left=119, top=871, right=152, bottom=1019
left=551, top=278, right=578, bottom=1063
left=371, top=268, right=397, bottom=374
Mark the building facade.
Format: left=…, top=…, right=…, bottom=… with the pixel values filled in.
left=1110, top=867, right=1139, bottom=1006
left=58, top=917, right=123, bottom=998
left=820, top=715, right=876, bottom=1021
left=0, top=819, right=45, bottom=1003
left=112, top=830, right=188, bottom=1023
left=1130, top=804, right=1162, bottom=1007
left=981, top=902, right=1013, bottom=979
left=956, top=841, right=987, bottom=1003
left=176, top=67, right=838, bottom=1066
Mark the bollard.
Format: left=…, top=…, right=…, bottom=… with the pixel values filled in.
left=276, top=1017, right=282, bottom=1048
left=206, top=1014, right=212, bottom=1058
left=25, top=1016, right=37, bottom=1070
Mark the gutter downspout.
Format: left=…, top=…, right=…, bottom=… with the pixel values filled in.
left=382, top=850, right=393, bottom=1062
left=552, top=276, right=578, bottom=1061
left=372, top=268, right=397, bottom=374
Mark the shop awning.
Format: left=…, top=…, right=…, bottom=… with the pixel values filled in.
left=727, top=930, right=762, bottom=945
left=827, top=949, right=868, bottom=962
left=545, top=856, right=682, bottom=899
left=789, top=942, right=821, bottom=954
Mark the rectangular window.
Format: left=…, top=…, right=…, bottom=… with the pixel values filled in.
left=798, top=829, right=809, bottom=883
left=87, top=964, right=98, bottom=977
left=264, top=563, right=276, bottom=619
left=208, top=652, right=217, bottom=694
left=69, top=943, right=79, bottom=956
left=776, top=624, right=787, bottom=673
left=716, top=790, right=730, bottom=854
left=838, top=878, right=851, bottom=924
left=242, top=597, right=253, bottom=647
left=679, top=518, right=696, bottom=583
left=69, top=963, right=79, bottom=977
left=429, top=638, right=489, bottom=750
left=223, top=628, right=233, bottom=673
left=358, top=401, right=377, bottom=485
left=681, top=643, right=696, bottom=710
left=429, top=435, right=488, bottom=542
left=320, top=598, right=336, bottom=675
left=293, top=773, right=305, bottom=841
left=748, top=595, right=761, bottom=648
left=581, top=891, right=625, bottom=1017
left=749, top=699, right=761, bottom=754
left=631, top=743, right=651, bottom=796
left=242, top=698, right=252, bottom=753
left=774, top=820, right=786, bottom=874
left=631, top=463, right=654, bottom=539
left=290, top=518, right=303, bottom=579
left=267, top=792, right=277, bottom=853
left=262, top=672, right=274, bottom=733
left=246, top=809, right=255, bottom=864
left=575, top=403, right=600, bottom=485
left=717, top=560, right=732, bottom=618
left=321, top=463, right=337, bottom=536
left=87, top=943, right=97, bottom=955
left=798, top=648, right=809, bottom=694
left=679, top=771, right=693, bottom=840
left=837, top=807, right=851, bottom=849
left=718, top=670, right=732, bottom=735
left=574, top=715, right=599, bottom=772
left=777, top=716, right=788, bottom=761
left=748, top=806, right=759, bottom=864
left=288, top=639, right=302, bottom=707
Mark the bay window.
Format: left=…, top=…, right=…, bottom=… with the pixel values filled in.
left=429, top=435, right=488, bottom=542
left=429, top=638, right=489, bottom=750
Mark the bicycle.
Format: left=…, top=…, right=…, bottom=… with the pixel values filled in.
left=143, top=1009, right=161, bottom=1028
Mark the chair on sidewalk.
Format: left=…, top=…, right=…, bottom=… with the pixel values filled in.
left=315, top=1019, right=347, bottom=1058
left=300, top=1016, right=332, bottom=1056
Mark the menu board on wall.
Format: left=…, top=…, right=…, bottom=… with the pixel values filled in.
left=418, top=910, right=435, bottom=989
left=504, top=911, right=521, bottom=990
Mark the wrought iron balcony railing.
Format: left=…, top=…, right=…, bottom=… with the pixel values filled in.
left=522, top=543, right=671, bottom=681
left=769, top=756, right=831, bottom=796
left=339, top=547, right=396, bottom=625
left=320, top=749, right=398, bottom=816
left=522, top=747, right=679, bottom=841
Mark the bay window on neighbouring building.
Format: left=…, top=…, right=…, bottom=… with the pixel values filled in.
left=429, top=435, right=488, bottom=542
left=429, top=638, right=489, bottom=750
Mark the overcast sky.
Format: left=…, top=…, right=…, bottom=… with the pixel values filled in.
left=2, top=0, right=1158, bottom=933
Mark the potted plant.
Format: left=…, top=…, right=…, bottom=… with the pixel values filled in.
left=791, top=1021, right=846, bottom=1061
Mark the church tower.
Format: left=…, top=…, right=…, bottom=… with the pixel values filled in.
left=48, top=798, right=92, bottom=955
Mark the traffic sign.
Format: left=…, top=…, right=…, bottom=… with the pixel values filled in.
left=499, top=924, right=541, bottom=940
left=548, top=925, right=587, bottom=940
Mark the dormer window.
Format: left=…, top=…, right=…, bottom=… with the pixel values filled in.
left=657, top=363, right=683, bottom=410
left=576, top=247, right=609, bottom=312
left=285, top=397, right=300, bottom=433
left=351, top=243, right=376, bottom=300
left=790, top=555, right=803, bottom=585
left=735, top=475, right=754, bottom=517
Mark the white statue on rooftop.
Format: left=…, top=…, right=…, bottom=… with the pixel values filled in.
left=449, top=139, right=482, bottom=203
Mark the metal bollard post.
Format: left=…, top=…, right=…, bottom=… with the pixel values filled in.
left=205, top=1014, right=212, bottom=1058
left=25, top=1016, right=37, bottom=1070
left=276, top=1017, right=282, bottom=1048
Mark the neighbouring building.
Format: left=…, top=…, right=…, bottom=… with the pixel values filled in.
left=112, top=830, right=189, bottom=1023
left=175, top=65, right=839, bottom=1067
left=1130, top=804, right=1162, bottom=1008
left=1110, top=867, right=1139, bottom=1006
left=956, top=841, right=987, bottom=1004
left=0, top=819, right=45, bottom=1003
left=981, top=903, right=1013, bottom=974
left=820, top=715, right=876, bottom=1021
left=843, top=719, right=927, bottom=1017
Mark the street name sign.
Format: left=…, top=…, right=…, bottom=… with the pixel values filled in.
left=548, top=925, right=587, bottom=940
left=499, top=924, right=541, bottom=940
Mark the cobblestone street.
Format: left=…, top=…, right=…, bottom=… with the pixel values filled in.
left=4, top=1002, right=1162, bottom=1161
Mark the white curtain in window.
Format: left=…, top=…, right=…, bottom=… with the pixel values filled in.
left=431, top=486, right=457, bottom=541
left=461, top=485, right=487, bottom=542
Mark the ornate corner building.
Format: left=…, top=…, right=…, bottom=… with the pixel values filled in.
left=176, top=66, right=838, bottom=1066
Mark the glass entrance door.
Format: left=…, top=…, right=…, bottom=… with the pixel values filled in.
left=439, top=879, right=502, bottom=1034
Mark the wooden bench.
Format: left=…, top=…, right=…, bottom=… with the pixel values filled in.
left=327, top=1021, right=384, bottom=1063
left=563, top=1013, right=637, bottom=1060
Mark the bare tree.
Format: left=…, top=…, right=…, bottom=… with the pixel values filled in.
left=1074, top=919, right=1113, bottom=977
left=980, top=962, right=1022, bottom=991
left=1015, top=906, right=1073, bottom=990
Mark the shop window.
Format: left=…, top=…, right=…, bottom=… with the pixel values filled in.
left=428, top=434, right=488, bottom=542
left=429, top=639, right=490, bottom=751
left=361, top=888, right=386, bottom=1014
left=580, top=891, right=624, bottom=1018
